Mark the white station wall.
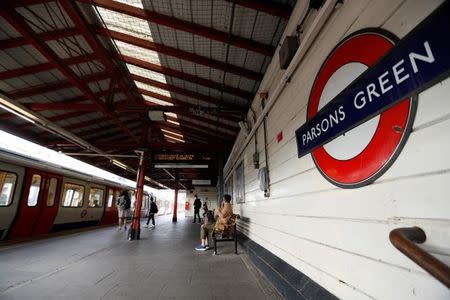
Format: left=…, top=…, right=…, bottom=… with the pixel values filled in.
left=224, top=0, right=450, bottom=299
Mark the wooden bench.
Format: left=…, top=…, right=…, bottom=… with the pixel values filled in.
left=212, top=214, right=239, bottom=255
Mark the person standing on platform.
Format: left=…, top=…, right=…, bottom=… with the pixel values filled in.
left=117, top=190, right=131, bottom=231
left=193, top=195, right=202, bottom=223
left=144, top=197, right=158, bottom=229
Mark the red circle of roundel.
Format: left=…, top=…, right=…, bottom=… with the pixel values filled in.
left=308, top=31, right=415, bottom=187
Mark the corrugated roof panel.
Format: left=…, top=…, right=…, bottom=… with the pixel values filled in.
left=211, top=0, right=230, bottom=32
left=194, top=64, right=211, bottom=83
left=142, top=94, right=173, bottom=106
left=163, top=56, right=182, bottom=73
left=126, top=63, right=167, bottom=84
left=238, top=77, right=256, bottom=94
left=174, top=30, right=194, bottom=53
left=0, top=16, right=21, bottom=39
left=70, top=61, right=102, bottom=77
left=88, top=78, right=110, bottom=93
left=2, top=46, right=47, bottom=68
left=250, top=13, right=280, bottom=45
left=156, top=26, right=178, bottom=49
left=209, top=68, right=224, bottom=85
left=45, top=35, right=92, bottom=59
left=144, top=0, right=172, bottom=17
left=232, top=6, right=258, bottom=40
left=114, top=40, right=161, bottom=65
left=226, top=46, right=248, bottom=68
left=113, top=92, right=126, bottom=102
left=243, top=52, right=266, bottom=73
left=19, top=2, right=74, bottom=33
left=202, top=114, right=238, bottom=128
left=210, top=40, right=225, bottom=62
left=191, top=0, right=212, bottom=27
left=2, top=77, right=34, bottom=91
left=192, top=35, right=211, bottom=57
left=135, top=81, right=171, bottom=97
left=178, top=59, right=197, bottom=78
left=96, top=7, right=153, bottom=41
left=272, top=19, right=287, bottom=47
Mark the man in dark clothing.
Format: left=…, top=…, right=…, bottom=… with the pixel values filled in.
left=144, top=197, right=158, bottom=229
left=193, top=195, right=201, bottom=223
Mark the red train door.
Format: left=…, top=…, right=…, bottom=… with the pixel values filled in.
left=8, top=169, right=46, bottom=239
left=32, top=173, right=62, bottom=236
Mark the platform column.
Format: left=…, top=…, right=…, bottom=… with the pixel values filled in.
left=172, top=188, right=178, bottom=222
left=129, top=151, right=146, bottom=240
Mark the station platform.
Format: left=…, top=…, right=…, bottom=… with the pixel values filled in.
left=0, top=215, right=281, bottom=300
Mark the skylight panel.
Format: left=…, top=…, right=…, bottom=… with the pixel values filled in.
left=135, top=81, right=171, bottom=97
left=96, top=7, right=153, bottom=41
left=143, top=95, right=173, bottom=106
left=126, top=64, right=167, bottom=84
left=114, top=40, right=161, bottom=65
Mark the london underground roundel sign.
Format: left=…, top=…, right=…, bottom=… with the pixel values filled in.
left=308, top=30, right=417, bottom=188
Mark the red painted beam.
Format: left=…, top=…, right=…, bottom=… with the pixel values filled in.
left=29, top=103, right=98, bottom=111
left=0, top=54, right=97, bottom=80
left=225, top=0, right=292, bottom=19
left=0, top=27, right=79, bottom=50
left=130, top=74, right=247, bottom=110
left=79, top=0, right=275, bottom=56
left=97, top=28, right=262, bottom=81
left=7, top=72, right=110, bottom=99
left=0, top=2, right=140, bottom=144
left=64, top=116, right=111, bottom=131
left=120, top=54, right=253, bottom=100
left=167, top=116, right=237, bottom=137
left=114, top=100, right=240, bottom=132
left=160, top=122, right=232, bottom=143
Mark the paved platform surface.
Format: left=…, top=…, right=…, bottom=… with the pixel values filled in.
left=0, top=215, right=278, bottom=300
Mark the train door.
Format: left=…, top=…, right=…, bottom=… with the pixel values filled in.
left=101, top=187, right=117, bottom=225
left=8, top=168, right=46, bottom=239
left=32, top=173, right=62, bottom=236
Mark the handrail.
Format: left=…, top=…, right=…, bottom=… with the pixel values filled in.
left=389, top=227, right=450, bottom=288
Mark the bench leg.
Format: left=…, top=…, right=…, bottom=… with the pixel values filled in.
left=214, top=237, right=217, bottom=255
left=235, top=234, right=238, bottom=254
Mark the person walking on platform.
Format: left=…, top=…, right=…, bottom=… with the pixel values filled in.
left=193, top=195, right=202, bottom=223
left=144, top=197, right=158, bottom=229
left=117, top=190, right=131, bottom=231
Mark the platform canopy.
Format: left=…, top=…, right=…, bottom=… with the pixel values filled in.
left=0, top=0, right=294, bottom=189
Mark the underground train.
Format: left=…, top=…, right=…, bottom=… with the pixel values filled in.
left=0, top=149, right=171, bottom=241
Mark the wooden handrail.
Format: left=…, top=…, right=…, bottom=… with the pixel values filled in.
left=389, top=227, right=450, bottom=288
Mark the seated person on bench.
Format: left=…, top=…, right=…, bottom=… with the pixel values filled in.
left=214, top=194, right=233, bottom=233
left=195, top=211, right=215, bottom=251
left=195, top=194, right=233, bottom=251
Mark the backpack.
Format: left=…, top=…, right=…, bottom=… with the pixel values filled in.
left=150, top=201, right=158, bottom=213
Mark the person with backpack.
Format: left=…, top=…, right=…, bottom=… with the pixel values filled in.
left=117, top=190, right=131, bottom=231
left=144, top=196, right=158, bottom=229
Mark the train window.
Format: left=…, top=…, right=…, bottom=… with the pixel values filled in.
left=88, top=188, right=104, bottom=207
left=114, top=190, right=120, bottom=207
left=27, top=174, right=42, bottom=206
left=46, top=178, right=58, bottom=207
left=62, top=183, right=84, bottom=207
left=0, top=171, right=17, bottom=206
left=107, top=189, right=114, bottom=207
